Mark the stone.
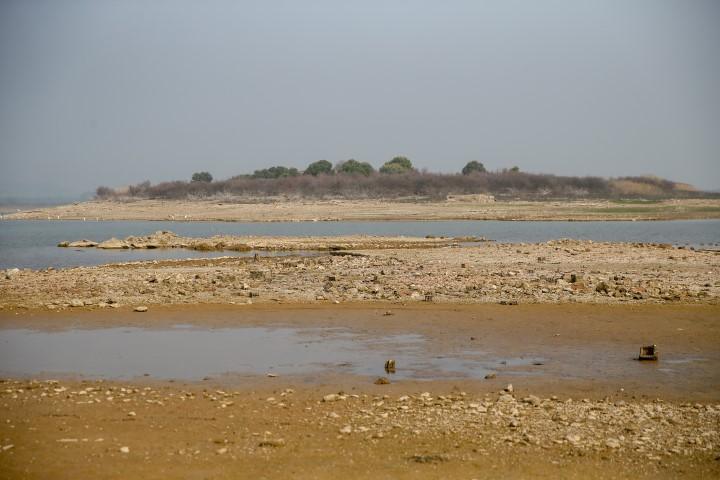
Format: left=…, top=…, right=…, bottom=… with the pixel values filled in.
left=69, top=299, right=84, bottom=308
left=97, top=238, right=130, bottom=249
left=120, top=446, right=130, bottom=453
left=134, top=306, right=148, bottom=312
left=565, top=434, right=582, bottom=445
left=504, top=384, right=514, bottom=393
left=374, top=377, right=390, bottom=385
left=605, top=438, right=620, bottom=449
left=484, top=373, right=496, bottom=380
left=67, top=239, right=98, bottom=248
left=322, top=394, right=341, bottom=402
left=4, top=268, right=20, bottom=280
left=258, top=438, right=285, bottom=447
left=216, top=447, right=228, bottom=454
left=339, top=425, right=352, bottom=434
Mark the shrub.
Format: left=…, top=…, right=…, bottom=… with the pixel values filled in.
left=191, top=171, right=213, bottom=183
left=304, top=160, right=333, bottom=176
left=380, top=156, right=414, bottom=174
left=252, top=166, right=300, bottom=179
left=336, top=159, right=374, bottom=176
left=95, top=186, right=114, bottom=199
left=462, top=161, right=486, bottom=175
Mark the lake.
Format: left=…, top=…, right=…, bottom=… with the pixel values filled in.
left=1, top=219, right=718, bottom=269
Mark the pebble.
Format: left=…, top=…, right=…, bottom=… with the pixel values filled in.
left=120, top=446, right=130, bottom=453
left=134, top=306, right=148, bottom=312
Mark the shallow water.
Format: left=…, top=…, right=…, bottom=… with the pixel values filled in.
left=1, top=219, right=718, bottom=269
left=0, top=325, right=547, bottom=381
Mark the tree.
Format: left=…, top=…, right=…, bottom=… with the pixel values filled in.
left=252, top=166, right=300, bottom=179
left=95, top=186, right=114, bottom=198
left=380, top=156, right=414, bottom=174
left=304, top=160, right=333, bottom=176
left=336, top=159, right=374, bottom=176
left=461, top=161, right=486, bottom=175
left=510, top=166, right=520, bottom=173
left=191, top=171, right=213, bottom=182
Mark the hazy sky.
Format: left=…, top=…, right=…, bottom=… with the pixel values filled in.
left=1, top=0, right=718, bottom=199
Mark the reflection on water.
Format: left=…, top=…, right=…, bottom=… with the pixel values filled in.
left=0, top=326, right=545, bottom=381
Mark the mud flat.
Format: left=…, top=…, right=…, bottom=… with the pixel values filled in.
left=0, top=304, right=719, bottom=479
left=5, top=198, right=720, bottom=222
left=1, top=238, right=717, bottom=311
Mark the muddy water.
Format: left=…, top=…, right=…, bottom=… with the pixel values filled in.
left=0, top=326, right=549, bottom=381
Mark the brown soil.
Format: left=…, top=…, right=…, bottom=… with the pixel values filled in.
left=5, top=198, right=720, bottom=221
left=1, top=304, right=719, bottom=479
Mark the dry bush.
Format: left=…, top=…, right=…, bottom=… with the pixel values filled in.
left=98, top=171, right=703, bottom=201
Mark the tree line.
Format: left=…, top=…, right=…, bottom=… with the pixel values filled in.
left=95, top=157, right=702, bottom=200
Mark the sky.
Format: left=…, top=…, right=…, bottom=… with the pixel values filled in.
left=1, top=0, right=719, bottom=200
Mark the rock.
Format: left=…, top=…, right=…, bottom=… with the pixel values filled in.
left=258, top=438, right=285, bottom=447
left=4, top=268, right=20, bottom=280
left=374, top=377, right=390, bottom=385
left=216, top=447, right=228, bottom=454
left=504, top=384, right=514, bottom=393
left=134, top=306, right=148, bottom=312
left=69, top=299, right=84, bottom=308
left=595, top=281, right=610, bottom=294
left=566, top=434, right=582, bottom=445
left=484, top=373, right=496, bottom=380
left=57, top=241, right=70, bottom=247
left=97, top=238, right=130, bottom=249
left=522, top=395, right=541, bottom=406
left=339, top=425, right=352, bottom=434
left=67, top=239, right=98, bottom=248
left=322, top=394, right=341, bottom=402
left=119, top=446, right=130, bottom=453
left=605, top=438, right=621, bottom=449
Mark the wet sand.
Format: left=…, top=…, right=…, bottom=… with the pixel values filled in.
left=1, top=304, right=719, bottom=479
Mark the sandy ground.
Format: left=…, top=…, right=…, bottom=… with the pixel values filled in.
left=2, top=239, right=718, bottom=311
left=5, top=198, right=720, bottom=221
left=0, top=304, right=719, bottom=479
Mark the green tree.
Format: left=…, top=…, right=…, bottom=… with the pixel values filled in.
left=191, top=171, right=213, bottom=182
left=336, top=159, right=374, bottom=176
left=380, top=156, right=414, bottom=174
left=461, top=161, right=486, bottom=175
left=304, top=160, right=333, bottom=176
left=252, top=166, right=300, bottom=179
left=510, top=166, right=520, bottom=173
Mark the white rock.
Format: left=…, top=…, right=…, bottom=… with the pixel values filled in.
left=120, top=446, right=130, bottom=453
left=134, top=306, right=148, bottom=312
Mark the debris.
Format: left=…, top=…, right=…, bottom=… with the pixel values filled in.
left=638, top=345, right=658, bottom=361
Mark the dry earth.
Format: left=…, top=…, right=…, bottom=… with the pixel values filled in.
left=5, top=198, right=720, bottom=222
left=1, top=238, right=717, bottom=311
left=0, top=378, right=718, bottom=479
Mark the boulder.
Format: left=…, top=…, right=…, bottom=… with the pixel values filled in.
left=4, top=268, right=20, bottom=280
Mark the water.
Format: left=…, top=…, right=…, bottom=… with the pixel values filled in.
left=0, top=326, right=538, bottom=380
left=1, top=219, right=718, bottom=269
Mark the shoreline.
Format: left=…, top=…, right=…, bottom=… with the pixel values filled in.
left=4, top=198, right=720, bottom=222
